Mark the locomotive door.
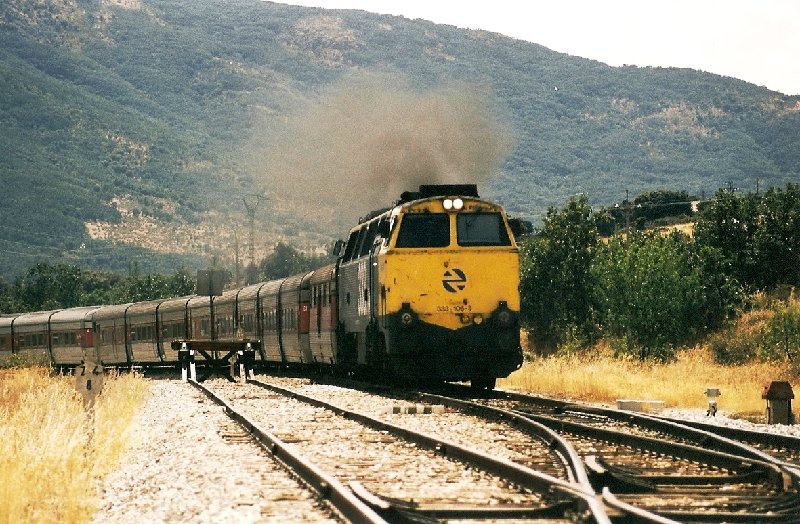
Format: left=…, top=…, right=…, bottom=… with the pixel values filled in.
left=368, top=239, right=381, bottom=323
left=367, top=235, right=386, bottom=365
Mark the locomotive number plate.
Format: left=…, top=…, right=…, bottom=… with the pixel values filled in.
left=437, top=304, right=472, bottom=313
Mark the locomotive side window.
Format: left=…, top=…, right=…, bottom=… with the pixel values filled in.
left=358, top=221, right=380, bottom=257
left=457, top=213, right=511, bottom=246
left=395, top=214, right=450, bottom=248
left=341, top=230, right=360, bottom=262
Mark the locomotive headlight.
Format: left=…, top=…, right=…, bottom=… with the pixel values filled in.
left=443, top=198, right=453, bottom=210
left=401, top=312, right=413, bottom=325
left=453, top=198, right=464, bottom=210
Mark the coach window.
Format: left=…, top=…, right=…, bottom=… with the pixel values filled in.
left=395, top=214, right=450, bottom=248
left=457, top=213, right=511, bottom=247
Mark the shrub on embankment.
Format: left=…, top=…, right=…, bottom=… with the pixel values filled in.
left=0, top=368, right=148, bottom=524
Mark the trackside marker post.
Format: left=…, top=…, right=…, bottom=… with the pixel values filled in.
left=180, top=342, right=188, bottom=381
left=705, top=388, right=721, bottom=416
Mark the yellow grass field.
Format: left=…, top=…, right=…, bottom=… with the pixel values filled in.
left=499, top=341, right=795, bottom=418
left=0, top=368, right=148, bottom=524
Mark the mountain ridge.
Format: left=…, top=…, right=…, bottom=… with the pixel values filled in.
left=1, top=0, right=798, bottom=278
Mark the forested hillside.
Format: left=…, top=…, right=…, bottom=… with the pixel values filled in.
left=2, top=0, right=799, bottom=278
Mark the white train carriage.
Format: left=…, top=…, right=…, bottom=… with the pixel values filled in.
left=259, top=279, right=284, bottom=363
left=0, top=315, right=16, bottom=366
left=211, top=289, right=238, bottom=340
left=308, top=264, right=338, bottom=365
left=6, top=311, right=59, bottom=366
left=277, top=274, right=306, bottom=364
left=92, top=304, right=133, bottom=366
left=125, top=300, right=165, bottom=363
left=49, top=306, right=101, bottom=366
left=157, top=296, right=192, bottom=357
left=234, top=282, right=268, bottom=359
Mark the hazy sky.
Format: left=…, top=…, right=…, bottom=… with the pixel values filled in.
left=275, top=0, right=800, bottom=96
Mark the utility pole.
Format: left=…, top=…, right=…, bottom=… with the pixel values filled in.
left=625, top=189, right=631, bottom=235
left=234, top=231, right=241, bottom=287
left=242, top=195, right=263, bottom=284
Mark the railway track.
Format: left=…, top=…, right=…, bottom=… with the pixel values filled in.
left=159, top=373, right=800, bottom=523
left=263, top=375, right=800, bottom=522
left=466, top=388, right=800, bottom=522
left=91, top=380, right=342, bottom=523
left=194, top=377, right=610, bottom=523
left=652, top=414, right=800, bottom=469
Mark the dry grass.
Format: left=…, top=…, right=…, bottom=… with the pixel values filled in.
left=0, top=367, right=149, bottom=524
left=499, top=341, right=794, bottom=418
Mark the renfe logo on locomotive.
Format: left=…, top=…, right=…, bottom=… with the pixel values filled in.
left=442, top=268, right=467, bottom=293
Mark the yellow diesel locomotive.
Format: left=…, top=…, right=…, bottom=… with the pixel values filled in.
left=337, top=184, right=523, bottom=389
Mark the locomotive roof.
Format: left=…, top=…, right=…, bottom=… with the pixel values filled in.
left=399, top=184, right=479, bottom=204
left=359, top=184, right=482, bottom=223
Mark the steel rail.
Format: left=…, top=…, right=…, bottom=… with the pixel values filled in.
left=652, top=415, right=800, bottom=466
left=249, top=378, right=612, bottom=524
left=523, top=411, right=786, bottom=484
left=416, top=391, right=593, bottom=490
left=188, top=379, right=388, bottom=524
left=498, top=388, right=800, bottom=487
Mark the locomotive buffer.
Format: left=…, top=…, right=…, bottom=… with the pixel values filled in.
left=172, top=269, right=259, bottom=383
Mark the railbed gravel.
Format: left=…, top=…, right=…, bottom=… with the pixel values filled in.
left=92, top=375, right=800, bottom=523
left=91, top=380, right=340, bottom=524
left=209, top=378, right=544, bottom=507
left=254, top=375, right=570, bottom=480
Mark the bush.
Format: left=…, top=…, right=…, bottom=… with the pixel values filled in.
left=759, top=301, right=800, bottom=362
left=708, top=310, right=771, bottom=364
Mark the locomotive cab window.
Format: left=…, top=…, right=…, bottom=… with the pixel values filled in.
left=395, top=214, right=450, bottom=248
left=358, top=221, right=379, bottom=258
left=457, top=213, right=511, bottom=247
left=341, top=230, right=360, bottom=262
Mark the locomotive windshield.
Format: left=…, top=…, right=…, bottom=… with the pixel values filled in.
left=456, top=212, right=511, bottom=246
left=395, top=214, right=450, bottom=248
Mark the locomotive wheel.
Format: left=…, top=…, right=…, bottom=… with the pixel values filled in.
left=470, top=376, right=496, bottom=391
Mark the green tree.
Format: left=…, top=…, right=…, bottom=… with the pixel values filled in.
left=107, top=271, right=196, bottom=303
left=759, top=301, right=800, bottom=362
left=258, top=243, right=333, bottom=281
left=694, top=189, right=760, bottom=289
left=15, top=263, right=83, bottom=311
left=753, top=184, right=800, bottom=289
left=591, top=231, right=741, bottom=360
left=519, top=195, right=598, bottom=349
left=0, top=276, right=23, bottom=313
